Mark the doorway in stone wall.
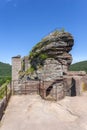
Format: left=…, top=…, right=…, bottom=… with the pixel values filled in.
left=71, top=78, right=76, bottom=96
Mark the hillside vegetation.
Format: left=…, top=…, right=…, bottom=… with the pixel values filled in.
left=0, top=62, right=11, bottom=77
left=69, top=61, right=87, bottom=72
left=0, top=62, right=11, bottom=86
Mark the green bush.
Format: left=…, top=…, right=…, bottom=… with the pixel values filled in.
left=0, top=76, right=11, bottom=87
left=69, top=61, right=87, bottom=72
left=0, top=62, right=11, bottom=77
left=25, top=66, right=35, bottom=75
left=39, top=53, right=48, bottom=60
left=29, top=51, right=39, bottom=60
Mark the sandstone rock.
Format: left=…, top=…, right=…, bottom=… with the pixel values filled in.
left=19, top=30, right=74, bottom=100
left=29, top=30, right=74, bottom=79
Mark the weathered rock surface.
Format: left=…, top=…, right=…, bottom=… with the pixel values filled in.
left=12, top=30, right=87, bottom=102
left=18, top=30, right=75, bottom=100
left=28, top=30, right=74, bottom=80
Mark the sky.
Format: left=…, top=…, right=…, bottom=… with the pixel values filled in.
left=0, top=0, right=87, bottom=64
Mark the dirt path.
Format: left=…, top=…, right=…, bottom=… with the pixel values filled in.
left=0, top=95, right=87, bottom=130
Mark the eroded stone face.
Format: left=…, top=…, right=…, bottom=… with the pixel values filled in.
left=28, top=31, right=74, bottom=81
left=39, top=58, right=63, bottom=81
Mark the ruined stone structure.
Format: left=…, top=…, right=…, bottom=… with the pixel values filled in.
left=12, top=55, right=22, bottom=94
left=12, top=55, right=21, bottom=81
left=22, top=56, right=30, bottom=71
left=12, top=30, right=87, bottom=100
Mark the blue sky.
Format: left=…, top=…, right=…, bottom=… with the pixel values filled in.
left=0, top=0, right=87, bottom=64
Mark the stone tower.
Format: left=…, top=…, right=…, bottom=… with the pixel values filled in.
left=12, top=55, right=21, bottom=81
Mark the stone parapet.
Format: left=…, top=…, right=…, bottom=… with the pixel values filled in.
left=66, top=71, right=86, bottom=76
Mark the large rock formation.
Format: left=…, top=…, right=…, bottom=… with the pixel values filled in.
left=18, top=30, right=74, bottom=100
left=12, top=30, right=87, bottom=101
left=26, top=30, right=74, bottom=81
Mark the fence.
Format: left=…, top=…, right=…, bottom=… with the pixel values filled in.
left=0, top=82, right=12, bottom=120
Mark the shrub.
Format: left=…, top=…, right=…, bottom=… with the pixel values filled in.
left=25, top=66, right=35, bottom=75
left=0, top=76, right=11, bottom=87
left=29, top=51, right=39, bottom=60
left=39, top=53, right=48, bottom=60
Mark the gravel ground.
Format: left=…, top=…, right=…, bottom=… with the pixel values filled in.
left=0, top=94, right=87, bottom=130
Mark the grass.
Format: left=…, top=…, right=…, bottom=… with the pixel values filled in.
left=39, top=53, right=48, bottom=60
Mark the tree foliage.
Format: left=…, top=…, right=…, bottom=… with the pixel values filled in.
left=0, top=62, right=11, bottom=86
left=69, top=61, right=87, bottom=72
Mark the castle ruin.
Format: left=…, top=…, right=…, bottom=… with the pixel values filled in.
left=12, top=30, right=87, bottom=100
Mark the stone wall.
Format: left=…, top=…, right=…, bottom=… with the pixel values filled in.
left=22, top=56, right=30, bottom=71
left=12, top=80, right=64, bottom=101
left=12, top=80, right=39, bottom=95
left=36, top=58, right=63, bottom=81
left=39, top=80, right=64, bottom=101
left=64, top=71, right=87, bottom=96
left=12, top=55, right=21, bottom=81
